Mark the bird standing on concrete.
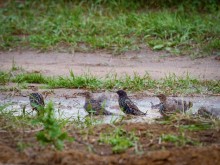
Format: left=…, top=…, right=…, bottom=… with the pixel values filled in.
left=83, top=92, right=113, bottom=115
left=116, top=90, right=146, bottom=115
left=29, top=86, right=45, bottom=113
left=155, top=94, right=193, bottom=116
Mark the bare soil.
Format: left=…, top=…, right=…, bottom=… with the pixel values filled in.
left=0, top=50, right=219, bottom=80
left=0, top=121, right=220, bottom=165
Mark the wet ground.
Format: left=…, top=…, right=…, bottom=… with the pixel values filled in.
left=1, top=88, right=220, bottom=122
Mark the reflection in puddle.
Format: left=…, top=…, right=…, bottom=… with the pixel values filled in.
left=1, top=93, right=220, bottom=124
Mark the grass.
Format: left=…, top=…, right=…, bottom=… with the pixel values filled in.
left=0, top=71, right=10, bottom=85
left=179, top=123, right=212, bottom=131
left=99, top=127, right=138, bottom=153
left=0, top=103, right=35, bottom=132
left=160, top=133, right=198, bottom=146
left=3, top=71, right=219, bottom=95
left=0, top=68, right=219, bottom=94
left=0, top=1, right=220, bottom=56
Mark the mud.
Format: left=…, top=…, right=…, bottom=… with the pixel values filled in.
left=0, top=50, right=220, bottom=80
left=0, top=89, right=220, bottom=164
left=0, top=122, right=220, bottom=165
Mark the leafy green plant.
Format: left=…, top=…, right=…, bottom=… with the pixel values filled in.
left=99, top=128, right=138, bottom=153
left=33, top=101, right=73, bottom=150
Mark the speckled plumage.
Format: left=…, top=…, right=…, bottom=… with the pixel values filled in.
left=198, top=106, right=220, bottom=119
left=156, top=94, right=193, bottom=116
left=29, top=93, right=45, bottom=111
left=83, top=92, right=113, bottom=115
left=116, top=90, right=146, bottom=116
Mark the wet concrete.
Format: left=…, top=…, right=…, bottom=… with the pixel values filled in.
left=0, top=89, right=220, bottom=123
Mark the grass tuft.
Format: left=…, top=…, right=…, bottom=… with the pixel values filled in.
left=99, top=128, right=138, bottom=153
left=161, top=133, right=198, bottom=146
left=0, top=70, right=218, bottom=94
left=12, top=73, right=47, bottom=84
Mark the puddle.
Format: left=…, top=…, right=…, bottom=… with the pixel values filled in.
left=0, top=90, right=220, bottom=124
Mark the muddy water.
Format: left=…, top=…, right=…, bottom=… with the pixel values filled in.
left=0, top=90, right=220, bottom=124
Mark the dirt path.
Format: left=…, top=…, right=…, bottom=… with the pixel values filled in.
left=0, top=50, right=219, bottom=80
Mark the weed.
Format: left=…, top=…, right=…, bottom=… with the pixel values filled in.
left=0, top=71, right=10, bottom=85
left=99, top=128, right=138, bottom=153
left=33, top=101, right=73, bottom=150
left=160, top=133, right=198, bottom=146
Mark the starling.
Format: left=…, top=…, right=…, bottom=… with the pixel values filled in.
left=116, top=90, right=146, bottom=115
left=156, top=94, right=193, bottom=116
left=198, top=106, right=220, bottom=118
left=83, top=92, right=113, bottom=115
left=29, top=93, right=45, bottom=111
left=28, top=86, right=45, bottom=113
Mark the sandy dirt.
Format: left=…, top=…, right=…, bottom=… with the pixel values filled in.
left=0, top=50, right=219, bottom=80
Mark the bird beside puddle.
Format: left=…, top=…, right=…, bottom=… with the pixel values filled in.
left=155, top=94, right=193, bottom=117
left=83, top=91, right=113, bottom=115
left=29, top=86, right=45, bottom=115
left=116, top=90, right=146, bottom=116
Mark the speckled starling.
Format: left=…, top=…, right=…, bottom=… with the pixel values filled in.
left=28, top=86, right=45, bottom=113
left=156, top=94, right=193, bottom=116
left=198, top=106, right=220, bottom=119
left=29, top=93, right=45, bottom=112
left=83, top=92, right=113, bottom=115
left=116, top=90, right=146, bottom=115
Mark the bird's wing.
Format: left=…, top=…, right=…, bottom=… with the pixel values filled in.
left=124, top=98, right=145, bottom=115
left=96, top=94, right=108, bottom=103
left=125, top=98, right=139, bottom=111
left=90, top=99, right=109, bottom=115
left=176, top=99, right=193, bottom=111
left=38, top=94, right=45, bottom=106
